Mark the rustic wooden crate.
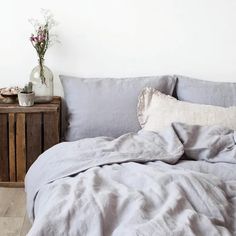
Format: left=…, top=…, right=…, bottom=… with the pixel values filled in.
left=0, top=97, right=61, bottom=186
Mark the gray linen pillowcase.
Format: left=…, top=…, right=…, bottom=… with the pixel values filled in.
left=175, top=75, right=236, bottom=107
left=60, top=75, right=176, bottom=141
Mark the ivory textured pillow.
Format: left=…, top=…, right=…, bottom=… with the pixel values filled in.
left=137, top=87, right=236, bottom=132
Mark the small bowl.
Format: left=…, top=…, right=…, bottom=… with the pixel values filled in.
left=0, top=93, right=18, bottom=104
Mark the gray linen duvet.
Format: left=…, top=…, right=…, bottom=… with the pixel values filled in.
left=25, top=123, right=236, bottom=236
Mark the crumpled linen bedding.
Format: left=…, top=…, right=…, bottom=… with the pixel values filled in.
left=25, top=123, right=236, bottom=236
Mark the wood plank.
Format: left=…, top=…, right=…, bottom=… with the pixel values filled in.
left=43, top=112, right=59, bottom=151
left=0, top=105, right=58, bottom=113
left=0, top=97, right=60, bottom=113
left=0, top=114, right=9, bottom=181
left=16, top=113, right=26, bottom=182
left=20, top=213, right=31, bottom=236
left=0, top=188, right=15, bottom=216
left=26, top=113, right=42, bottom=170
left=4, top=188, right=26, bottom=217
left=0, top=182, right=24, bottom=188
left=0, top=187, right=30, bottom=236
left=8, top=113, right=16, bottom=182
left=0, top=217, right=24, bottom=236
left=52, top=96, right=61, bottom=137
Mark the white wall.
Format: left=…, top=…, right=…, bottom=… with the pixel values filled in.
left=1, top=0, right=236, bottom=95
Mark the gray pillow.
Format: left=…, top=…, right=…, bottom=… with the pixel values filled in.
left=172, top=122, right=236, bottom=163
left=60, top=75, right=176, bottom=141
left=175, top=75, right=236, bottom=107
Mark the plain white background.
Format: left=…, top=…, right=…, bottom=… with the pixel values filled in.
left=1, top=0, right=236, bottom=95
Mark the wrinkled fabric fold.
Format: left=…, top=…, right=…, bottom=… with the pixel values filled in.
left=25, top=123, right=236, bottom=235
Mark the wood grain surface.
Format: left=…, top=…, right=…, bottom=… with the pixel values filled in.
left=0, top=97, right=61, bottom=185
left=0, top=114, right=9, bottom=181
left=0, top=187, right=31, bottom=236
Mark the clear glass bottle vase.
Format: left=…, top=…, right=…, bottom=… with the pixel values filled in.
left=30, top=59, right=53, bottom=103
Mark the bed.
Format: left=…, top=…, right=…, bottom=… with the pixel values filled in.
left=25, top=75, right=236, bottom=236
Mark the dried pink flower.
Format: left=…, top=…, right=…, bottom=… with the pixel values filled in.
left=29, top=9, right=58, bottom=84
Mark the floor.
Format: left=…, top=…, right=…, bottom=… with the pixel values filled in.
left=0, top=187, right=31, bottom=236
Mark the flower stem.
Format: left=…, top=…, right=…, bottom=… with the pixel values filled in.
left=39, top=57, right=46, bottom=84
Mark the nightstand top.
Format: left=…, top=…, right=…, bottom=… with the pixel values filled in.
left=0, top=96, right=61, bottom=113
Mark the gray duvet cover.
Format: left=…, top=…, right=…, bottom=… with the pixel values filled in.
left=25, top=123, right=236, bottom=236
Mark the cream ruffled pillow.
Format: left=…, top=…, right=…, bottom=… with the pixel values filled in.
left=137, top=87, right=236, bottom=132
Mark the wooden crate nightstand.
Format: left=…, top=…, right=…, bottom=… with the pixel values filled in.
left=0, top=97, right=61, bottom=187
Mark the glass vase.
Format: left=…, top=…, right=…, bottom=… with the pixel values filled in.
left=30, top=60, right=53, bottom=103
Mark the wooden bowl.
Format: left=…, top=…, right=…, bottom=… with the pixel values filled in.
left=0, top=92, right=18, bottom=104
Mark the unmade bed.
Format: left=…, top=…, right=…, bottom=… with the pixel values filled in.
left=25, top=75, right=236, bottom=236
